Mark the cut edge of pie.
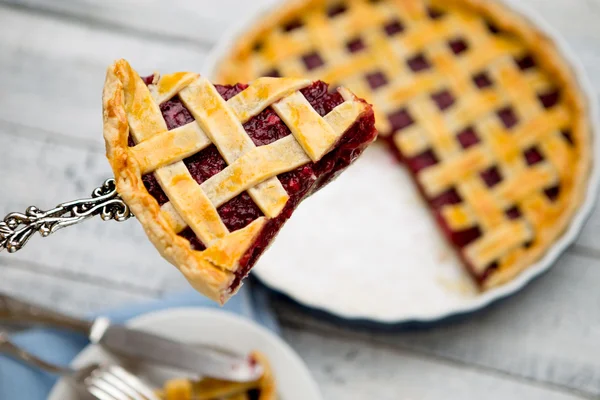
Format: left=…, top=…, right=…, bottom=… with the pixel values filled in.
left=214, top=0, right=592, bottom=290
left=103, top=59, right=377, bottom=304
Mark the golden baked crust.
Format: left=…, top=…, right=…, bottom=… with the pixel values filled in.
left=104, top=60, right=236, bottom=303
left=103, top=59, right=373, bottom=303
left=158, top=351, right=276, bottom=400
left=215, top=0, right=592, bottom=288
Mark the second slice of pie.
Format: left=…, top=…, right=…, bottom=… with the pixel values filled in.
left=103, top=59, right=377, bottom=304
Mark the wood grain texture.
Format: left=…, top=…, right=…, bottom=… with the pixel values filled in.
left=282, top=327, right=588, bottom=400
left=0, top=0, right=278, bottom=46
left=0, top=6, right=206, bottom=144
left=0, top=263, right=154, bottom=316
left=275, top=252, right=600, bottom=397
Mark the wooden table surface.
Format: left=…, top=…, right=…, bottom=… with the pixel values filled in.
left=1, top=0, right=599, bottom=398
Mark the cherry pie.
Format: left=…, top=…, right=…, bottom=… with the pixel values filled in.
left=216, top=0, right=592, bottom=288
left=103, top=59, right=377, bottom=303
left=157, top=351, right=276, bottom=400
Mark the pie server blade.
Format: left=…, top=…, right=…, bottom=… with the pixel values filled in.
left=89, top=317, right=263, bottom=382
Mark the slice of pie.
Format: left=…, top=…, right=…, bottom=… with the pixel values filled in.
left=103, top=59, right=377, bottom=303
left=157, top=351, right=276, bottom=400
left=216, top=0, right=592, bottom=289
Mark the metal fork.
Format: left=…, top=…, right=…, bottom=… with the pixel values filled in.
left=0, top=332, right=160, bottom=400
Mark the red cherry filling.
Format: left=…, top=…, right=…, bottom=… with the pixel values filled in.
left=132, top=79, right=376, bottom=290
left=456, top=126, right=480, bottom=149
left=448, top=38, right=469, bottom=55
left=384, top=20, right=404, bottom=36
left=431, top=89, right=455, bottom=111
left=346, top=37, right=366, bottom=53
left=407, top=53, right=431, bottom=72
left=406, top=149, right=438, bottom=173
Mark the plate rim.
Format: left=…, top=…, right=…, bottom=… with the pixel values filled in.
left=48, top=307, right=323, bottom=399
left=203, top=0, right=600, bottom=324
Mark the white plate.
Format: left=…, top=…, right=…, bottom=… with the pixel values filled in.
left=204, top=1, right=600, bottom=324
left=48, top=308, right=322, bottom=400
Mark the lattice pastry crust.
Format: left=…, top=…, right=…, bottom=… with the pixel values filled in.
left=103, top=59, right=375, bottom=303
left=216, top=0, right=591, bottom=288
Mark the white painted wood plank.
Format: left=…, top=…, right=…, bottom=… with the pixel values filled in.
left=0, top=0, right=279, bottom=46
left=276, top=252, right=600, bottom=396
left=0, top=125, right=188, bottom=294
left=0, top=264, right=154, bottom=316
left=282, top=327, right=587, bottom=400
left=574, top=205, right=600, bottom=251
left=0, top=6, right=207, bottom=145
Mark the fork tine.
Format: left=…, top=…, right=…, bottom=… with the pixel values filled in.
left=87, top=385, right=120, bottom=400
left=87, top=373, right=132, bottom=400
left=99, top=368, right=146, bottom=400
left=108, top=365, right=160, bottom=400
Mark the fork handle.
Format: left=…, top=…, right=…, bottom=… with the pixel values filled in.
left=0, top=178, right=132, bottom=253
left=0, top=332, right=73, bottom=375
left=0, top=293, right=93, bottom=334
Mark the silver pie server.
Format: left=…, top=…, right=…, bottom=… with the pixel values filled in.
left=0, top=178, right=131, bottom=253
left=0, top=294, right=264, bottom=383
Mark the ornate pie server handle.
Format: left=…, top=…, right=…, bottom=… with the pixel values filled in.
left=0, top=178, right=132, bottom=254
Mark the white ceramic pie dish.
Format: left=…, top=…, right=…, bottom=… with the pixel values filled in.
left=48, top=308, right=322, bottom=399
left=204, top=0, right=600, bottom=324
